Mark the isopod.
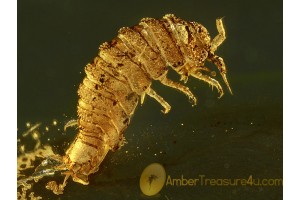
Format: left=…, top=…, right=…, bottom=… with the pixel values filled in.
left=47, top=14, right=232, bottom=194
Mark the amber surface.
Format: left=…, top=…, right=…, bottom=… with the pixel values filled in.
left=18, top=0, right=282, bottom=199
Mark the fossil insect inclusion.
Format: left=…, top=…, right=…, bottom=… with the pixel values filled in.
left=20, top=14, right=233, bottom=195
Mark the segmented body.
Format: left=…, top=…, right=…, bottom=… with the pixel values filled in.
left=60, top=14, right=232, bottom=189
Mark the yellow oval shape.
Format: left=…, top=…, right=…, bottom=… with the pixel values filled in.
left=139, top=163, right=166, bottom=196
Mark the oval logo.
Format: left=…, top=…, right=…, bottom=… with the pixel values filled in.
left=139, top=163, right=166, bottom=196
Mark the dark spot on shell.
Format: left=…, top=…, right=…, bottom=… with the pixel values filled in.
left=126, top=92, right=135, bottom=100
left=111, top=39, right=118, bottom=45
left=123, top=118, right=129, bottom=124
left=126, top=52, right=135, bottom=58
left=20, top=164, right=27, bottom=169
left=99, top=77, right=105, bottom=83
left=22, top=157, right=28, bottom=162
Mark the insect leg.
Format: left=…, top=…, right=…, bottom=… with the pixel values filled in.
left=46, top=173, right=70, bottom=195
left=211, top=18, right=226, bottom=52
left=191, top=71, right=224, bottom=98
left=159, top=75, right=197, bottom=106
left=64, top=119, right=78, bottom=132
left=209, top=54, right=233, bottom=94
left=178, top=65, right=211, bottom=83
left=146, top=88, right=171, bottom=114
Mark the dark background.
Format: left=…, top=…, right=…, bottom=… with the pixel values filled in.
left=18, top=0, right=282, bottom=199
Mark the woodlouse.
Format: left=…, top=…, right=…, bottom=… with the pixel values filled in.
left=47, top=14, right=232, bottom=194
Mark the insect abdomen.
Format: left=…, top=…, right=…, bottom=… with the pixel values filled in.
left=64, top=55, right=140, bottom=184
left=78, top=58, right=139, bottom=149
